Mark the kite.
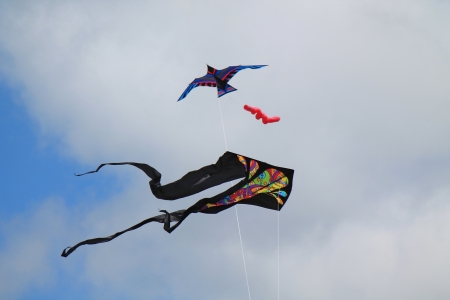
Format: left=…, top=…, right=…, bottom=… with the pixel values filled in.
left=61, top=152, right=294, bottom=257
left=178, top=65, right=267, bottom=101
left=244, top=104, right=280, bottom=124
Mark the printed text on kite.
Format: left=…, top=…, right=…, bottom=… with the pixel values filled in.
left=244, top=105, right=280, bottom=124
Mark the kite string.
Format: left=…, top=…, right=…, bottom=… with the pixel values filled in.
left=218, top=97, right=228, bottom=151
left=228, top=93, right=280, bottom=299
left=226, top=93, right=242, bottom=108
left=218, top=98, right=252, bottom=300
left=278, top=190, right=280, bottom=300
left=235, top=204, right=252, bottom=300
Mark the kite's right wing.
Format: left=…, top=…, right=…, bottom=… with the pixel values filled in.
left=216, top=65, right=268, bottom=83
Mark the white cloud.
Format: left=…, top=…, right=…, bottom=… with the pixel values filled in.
left=280, top=188, right=450, bottom=300
left=0, top=0, right=449, bottom=299
left=0, top=199, right=68, bottom=299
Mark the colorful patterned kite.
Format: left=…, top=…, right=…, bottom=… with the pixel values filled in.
left=178, top=65, right=267, bottom=101
left=61, top=152, right=294, bottom=257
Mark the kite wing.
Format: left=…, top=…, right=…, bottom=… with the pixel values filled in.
left=178, top=74, right=217, bottom=101
left=215, top=65, right=268, bottom=83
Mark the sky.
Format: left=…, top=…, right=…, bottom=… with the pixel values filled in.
left=0, top=0, right=449, bottom=299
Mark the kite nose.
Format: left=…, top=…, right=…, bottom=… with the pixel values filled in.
left=207, top=64, right=216, bottom=74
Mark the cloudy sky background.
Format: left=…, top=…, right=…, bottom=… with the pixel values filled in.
left=1, top=0, right=449, bottom=299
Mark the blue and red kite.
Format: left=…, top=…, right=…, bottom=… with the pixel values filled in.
left=178, top=65, right=267, bottom=101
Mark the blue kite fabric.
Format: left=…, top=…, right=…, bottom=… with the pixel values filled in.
left=178, top=65, right=267, bottom=101
left=61, top=152, right=294, bottom=257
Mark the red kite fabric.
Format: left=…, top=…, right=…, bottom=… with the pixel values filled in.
left=244, top=104, right=280, bottom=124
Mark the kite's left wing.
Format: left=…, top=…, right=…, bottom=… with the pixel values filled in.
left=178, top=74, right=217, bottom=101
left=216, top=65, right=268, bottom=83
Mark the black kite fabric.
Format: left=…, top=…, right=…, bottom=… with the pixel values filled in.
left=61, top=152, right=294, bottom=257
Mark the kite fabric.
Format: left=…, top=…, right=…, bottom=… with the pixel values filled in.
left=244, top=104, right=281, bottom=124
left=61, top=152, right=294, bottom=257
left=178, top=65, right=267, bottom=101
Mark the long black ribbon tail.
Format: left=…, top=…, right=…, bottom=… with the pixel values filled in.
left=159, top=210, right=172, bottom=232
left=75, top=162, right=161, bottom=183
left=160, top=208, right=196, bottom=233
left=61, top=210, right=185, bottom=257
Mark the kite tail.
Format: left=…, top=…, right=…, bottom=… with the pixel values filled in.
left=217, top=84, right=237, bottom=98
left=75, top=162, right=162, bottom=186
left=159, top=207, right=199, bottom=233
left=61, top=210, right=186, bottom=257
left=74, top=152, right=246, bottom=201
